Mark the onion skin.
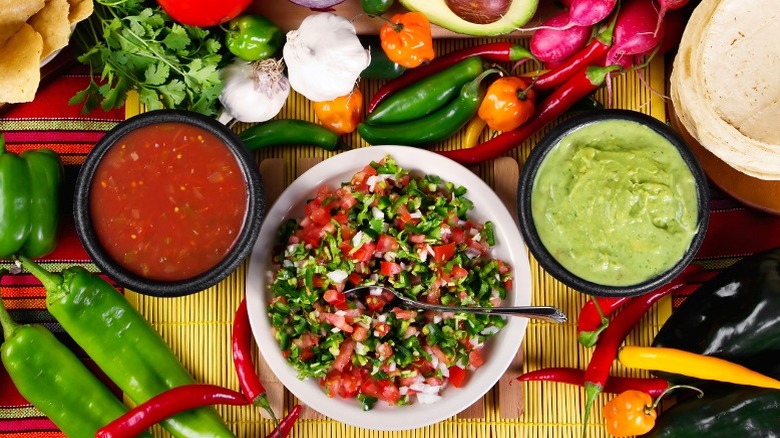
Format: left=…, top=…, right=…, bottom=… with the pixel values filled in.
left=444, top=0, right=511, bottom=24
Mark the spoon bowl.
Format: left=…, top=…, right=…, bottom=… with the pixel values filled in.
left=343, top=285, right=567, bottom=324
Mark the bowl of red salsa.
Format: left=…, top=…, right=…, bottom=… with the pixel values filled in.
left=74, top=110, right=264, bottom=296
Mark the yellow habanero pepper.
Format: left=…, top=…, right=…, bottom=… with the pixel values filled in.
left=462, top=117, right=487, bottom=149
left=379, top=12, right=434, bottom=69
left=312, top=88, right=364, bottom=135
left=618, top=346, right=780, bottom=389
left=477, top=76, right=535, bottom=132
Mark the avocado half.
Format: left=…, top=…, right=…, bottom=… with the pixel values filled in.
left=399, top=0, right=538, bottom=36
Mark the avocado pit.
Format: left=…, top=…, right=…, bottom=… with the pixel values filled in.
left=444, top=0, right=510, bottom=24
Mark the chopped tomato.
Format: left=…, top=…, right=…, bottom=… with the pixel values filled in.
left=352, top=325, right=369, bottom=342
left=468, top=349, right=485, bottom=369
left=323, top=289, right=346, bottom=307
left=332, top=340, right=356, bottom=372
left=391, top=307, right=416, bottom=320
left=321, top=312, right=354, bottom=333
left=322, top=370, right=341, bottom=398
left=451, top=265, right=469, bottom=279
left=379, top=261, right=402, bottom=276
left=379, top=380, right=401, bottom=404
left=350, top=241, right=376, bottom=263
left=373, top=322, right=391, bottom=338
left=448, top=366, right=467, bottom=388
left=376, top=234, right=399, bottom=252
left=364, top=295, right=387, bottom=312
left=305, top=202, right=332, bottom=226
left=432, top=242, right=456, bottom=262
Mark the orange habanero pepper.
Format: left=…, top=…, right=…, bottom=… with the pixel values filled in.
left=603, top=386, right=702, bottom=437
left=312, top=88, right=364, bottom=135
left=477, top=76, right=535, bottom=132
left=379, top=12, right=434, bottom=69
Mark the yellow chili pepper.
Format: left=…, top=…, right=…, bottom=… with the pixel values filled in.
left=477, top=76, right=535, bottom=132
left=462, top=117, right=487, bottom=149
left=379, top=12, right=434, bottom=69
left=618, top=346, right=780, bottom=390
left=312, top=88, right=364, bottom=135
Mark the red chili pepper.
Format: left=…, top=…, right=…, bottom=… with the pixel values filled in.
left=95, top=384, right=249, bottom=438
left=582, top=281, right=686, bottom=427
left=517, top=367, right=670, bottom=398
left=531, top=38, right=611, bottom=91
left=233, top=297, right=278, bottom=423
left=439, top=63, right=618, bottom=165
left=367, top=42, right=533, bottom=113
left=577, top=265, right=717, bottom=347
left=577, top=296, right=634, bottom=348
left=266, top=404, right=302, bottom=438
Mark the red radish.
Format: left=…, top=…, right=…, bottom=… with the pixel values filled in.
left=569, top=0, right=618, bottom=26
left=654, top=0, right=689, bottom=36
left=606, top=0, right=664, bottom=68
left=530, top=11, right=593, bottom=65
left=656, top=8, right=688, bottom=55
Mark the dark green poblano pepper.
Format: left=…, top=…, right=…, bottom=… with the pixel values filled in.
left=0, top=270, right=153, bottom=438
left=19, top=256, right=236, bottom=438
left=225, top=15, right=283, bottom=61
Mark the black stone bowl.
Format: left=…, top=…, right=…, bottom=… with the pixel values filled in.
left=517, top=109, right=710, bottom=297
left=73, top=110, right=264, bottom=297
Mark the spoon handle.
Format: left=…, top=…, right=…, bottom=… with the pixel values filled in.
left=399, top=298, right=568, bottom=323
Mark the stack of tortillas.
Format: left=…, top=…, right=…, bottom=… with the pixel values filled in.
left=0, top=0, right=93, bottom=104
left=671, top=0, right=780, bottom=180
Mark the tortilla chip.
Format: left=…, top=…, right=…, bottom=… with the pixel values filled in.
left=0, top=0, right=45, bottom=47
left=68, top=0, right=93, bottom=24
left=0, top=24, right=43, bottom=104
left=28, top=0, right=72, bottom=60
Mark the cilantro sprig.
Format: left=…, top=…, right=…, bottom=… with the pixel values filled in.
left=70, top=0, right=225, bottom=116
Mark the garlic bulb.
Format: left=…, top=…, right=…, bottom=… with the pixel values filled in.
left=283, top=13, right=371, bottom=102
left=218, top=58, right=290, bottom=125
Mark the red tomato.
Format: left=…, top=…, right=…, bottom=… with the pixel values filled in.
left=379, top=380, right=401, bottom=404
left=332, top=340, right=356, bottom=372
left=350, top=241, right=376, bottom=263
left=468, top=349, right=485, bottom=369
left=376, top=234, right=399, bottom=252
left=323, top=289, right=346, bottom=307
left=322, top=370, right=342, bottom=398
left=448, top=366, right=467, bottom=388
left=352, top=325, right=369, bottom=342
left=157, top=0, right=252, bottom=27
left=379, top=261, right=403, bottom=276
left=432, top=242, right=456, bottom=262
left=365, top=296, right=387, bottom=312
left=451, top=265, right=469, bottom=279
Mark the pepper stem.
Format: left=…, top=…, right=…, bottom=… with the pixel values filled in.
left=254, top=393, right=279, bottom=427
left=0, top=133, right=6, bottom=154
left=582, top=382, right=601, bottom=437
left=463, top=68, right=500, bottom=98
left=648, top=384, right=703, bottom=412
left=16, top=255, right=64, bottom=294
left=0, top=269, right=19, bottom=339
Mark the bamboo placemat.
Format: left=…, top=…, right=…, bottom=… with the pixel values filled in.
left=124, top=38, right=668, bottom=437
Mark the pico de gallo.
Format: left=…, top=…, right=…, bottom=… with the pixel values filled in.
left=267, top=155, right=513, bottom=410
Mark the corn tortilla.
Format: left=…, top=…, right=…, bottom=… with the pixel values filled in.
left=0, top=23, right=43, bottom=104
left=0, top=0, right=45, bottom=47
left=68, top=0, right=93, bottom=24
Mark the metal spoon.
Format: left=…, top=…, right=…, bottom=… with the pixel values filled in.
left=343, top=285, right=568, bottom=324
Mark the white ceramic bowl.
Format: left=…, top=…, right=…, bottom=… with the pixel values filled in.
left=246, top=146, right=532, bottom=430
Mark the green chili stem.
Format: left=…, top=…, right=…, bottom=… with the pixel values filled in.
left=0, top=269, right=18, bottom=338
left=17, top=256, right=63, bottom=293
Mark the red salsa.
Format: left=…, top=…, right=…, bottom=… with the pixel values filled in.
left=90, top=122, right=248, bottom=281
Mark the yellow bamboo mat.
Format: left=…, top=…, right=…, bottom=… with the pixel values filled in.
left=124, top=38, right=669, bottom=437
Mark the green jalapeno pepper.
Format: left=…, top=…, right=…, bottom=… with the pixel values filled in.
left=225, top=15, right=283, bottom=62
left=0, top=134, right=62, bottom=259
left=239, top=119, right=347, bottom=151
left=358, top=69, right=497, bottom=146
left=365, top=57, right=485, bottom=125
left=19, top=257, right=236, bottom=438
left=361, top=0, right=395, bottom=15
left=360, top=36, right=406, bottom=80
left=0, top=271, right=153, bottom=438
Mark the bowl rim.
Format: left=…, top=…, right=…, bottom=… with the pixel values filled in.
left=73, top=109, right=264, bottom=297
left=246, top=145, right=532, bottom=430
left=517, top=109, right=710, bottom=297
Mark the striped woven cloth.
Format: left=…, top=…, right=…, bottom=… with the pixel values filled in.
left=0, top=64, right=123, bottom=437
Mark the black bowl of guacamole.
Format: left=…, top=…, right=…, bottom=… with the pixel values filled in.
left=517, top=110, right=709, bottom=297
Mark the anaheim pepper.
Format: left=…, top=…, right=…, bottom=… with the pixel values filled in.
left=0, top=133, right=62, bottom=259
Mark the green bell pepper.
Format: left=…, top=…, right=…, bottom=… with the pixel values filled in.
left=19, top=257, right=236, bottom=438
left=0, top=133, right=62, bottom=259
left=225, top=15, right=283, bottom=62
left=0, top=272, right=153, bottom=438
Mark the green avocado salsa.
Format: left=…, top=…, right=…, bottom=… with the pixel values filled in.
left=531, top=119, right=699, bottom=287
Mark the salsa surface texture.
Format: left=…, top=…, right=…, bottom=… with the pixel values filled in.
left=90, top=122, right=247, bottom=281
left=531, top=119, right=699, bottom=286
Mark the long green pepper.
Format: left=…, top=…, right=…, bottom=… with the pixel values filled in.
left=358, top=69, right=498, bottom=146
left=19, top=257, right=236, bottom=438
left=0, top=271, right=152, bottom=438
